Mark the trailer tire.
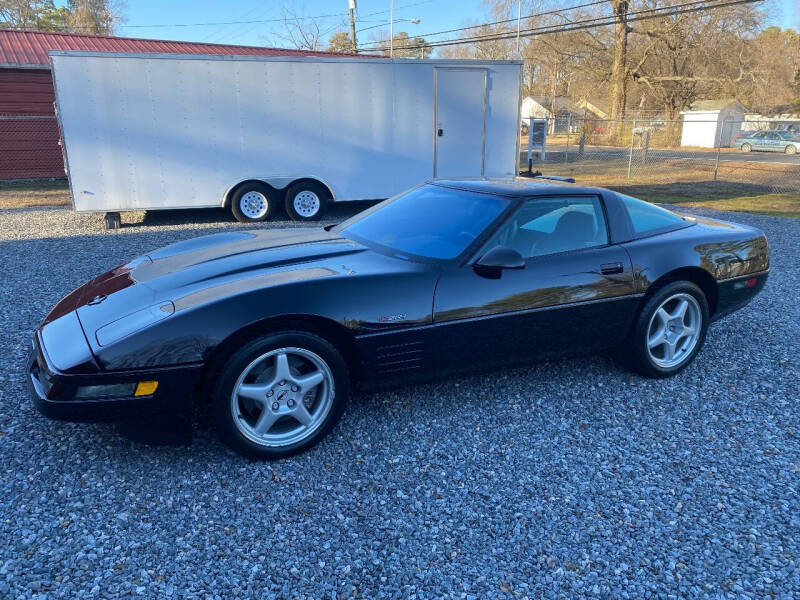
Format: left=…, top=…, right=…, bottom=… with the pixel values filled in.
left=285, top=181, right=329, bottom=222
left=230, top=183, right=275, bottom=223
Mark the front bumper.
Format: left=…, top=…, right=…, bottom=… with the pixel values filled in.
left=28, top=332, right=203, bottom=423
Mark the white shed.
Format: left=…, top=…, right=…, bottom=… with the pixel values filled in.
left=680, top=99, right=747, bottom=148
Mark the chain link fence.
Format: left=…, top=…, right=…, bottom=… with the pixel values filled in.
left=522, top=117, right=800, bottom=200
left=0, top=115, right=65, bottom=180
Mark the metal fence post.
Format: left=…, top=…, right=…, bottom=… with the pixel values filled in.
left=564, top=114, right=571, bottom=164
left=713, top=119, right=725, bottom=182
left=527, top=117, right=533, bottom=173
left=627, top=118, right=636, bottom=179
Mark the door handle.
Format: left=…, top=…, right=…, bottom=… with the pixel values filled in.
left=600, top=262, right=624, bottom=275
left=437, top=128, right=444, bottom=137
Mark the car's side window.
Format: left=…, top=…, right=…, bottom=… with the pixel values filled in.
left=616, top=193, right=686, bottom=235
left=481, top=196, right=608, bottom=259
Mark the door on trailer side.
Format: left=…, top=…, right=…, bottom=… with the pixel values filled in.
left=434, top=68, right=487, bottom=178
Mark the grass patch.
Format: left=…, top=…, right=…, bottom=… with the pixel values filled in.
left=637, top=191, right=800, bottom=218
left=0, top=179, right=70, bottom=209
left=527, top=158, right=800, bottom=218
left=612, top=180, right=800, bottom=218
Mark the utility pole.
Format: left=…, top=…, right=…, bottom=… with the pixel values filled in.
left=349, top=0, right=358, bottom=53
left=390, top=0, right=394, bottom=58
left=516, top=0, right=521, bottom=55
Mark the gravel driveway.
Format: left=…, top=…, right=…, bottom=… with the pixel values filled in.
left=1, top=205, right=797, bottom=599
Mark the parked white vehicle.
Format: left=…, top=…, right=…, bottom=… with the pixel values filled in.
left=49, top=51, right=522, bottom=228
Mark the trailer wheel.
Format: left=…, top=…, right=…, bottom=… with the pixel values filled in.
left=285, top=181, right=329, bottom=222
left=230, top=183, right=275, bottom=223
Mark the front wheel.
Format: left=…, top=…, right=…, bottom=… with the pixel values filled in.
left=284, top=181, right=330, bottom=222
left=230, top=183, right=275, bottom=223
left=628, top=281, right=709, bottom=378
left=211, top=331, right=349, bottom=459
left=785, top=145, right=797, bottom=155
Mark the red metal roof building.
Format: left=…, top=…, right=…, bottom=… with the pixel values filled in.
left=0, top=29, right=350, bottom=179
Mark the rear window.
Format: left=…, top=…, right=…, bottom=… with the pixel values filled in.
left=617, top=193, right=686, bottom=235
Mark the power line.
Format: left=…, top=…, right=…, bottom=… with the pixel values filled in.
left=202, top=1, right=273, bottom=43
left=112, top=0, right=434, bottom=29
left=362, top=0, right=757, bottom=50
left=368, top=0, right=609, bottom=45
left=360, top=0, right=764, bottom=51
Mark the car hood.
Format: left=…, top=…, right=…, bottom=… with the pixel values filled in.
left=47, top=227, right=369, bottom=340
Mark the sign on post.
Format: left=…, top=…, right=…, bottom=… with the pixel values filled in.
left=526, top=118, right=548, bottom=172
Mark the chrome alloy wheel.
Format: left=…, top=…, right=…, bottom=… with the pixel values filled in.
left=293, top=191, right=321, bottom=218
left=231, top=347, right=334, bottom=448
left=646, top=293, right=702, bottom=369
left=240, top=191, right=269, bottom=219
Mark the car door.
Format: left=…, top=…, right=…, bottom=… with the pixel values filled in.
left=756, top=131, right=774, bottom=151
left=765, top=132, right=783, bottom=152
left=432, top=194, right=639, bottom=375
left=748, top=131, right=764, bottom=150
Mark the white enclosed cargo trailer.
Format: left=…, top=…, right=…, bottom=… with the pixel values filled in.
left=49, top=51, right=522, bottom=227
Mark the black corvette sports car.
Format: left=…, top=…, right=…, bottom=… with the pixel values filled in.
left=29, top=179, right=769, bottom=458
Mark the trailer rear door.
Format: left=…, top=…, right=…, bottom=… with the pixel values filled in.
left=433, top=68, right=487, bottom=178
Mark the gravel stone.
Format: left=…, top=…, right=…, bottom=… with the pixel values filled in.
left=0, top=204, right=798, bottom=598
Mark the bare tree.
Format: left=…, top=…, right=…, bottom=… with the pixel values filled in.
left=277, top=5, right=341, bottom=51
left=67, top=0, right=121, bottom=34
left=629, top=1, right=763, bottom=118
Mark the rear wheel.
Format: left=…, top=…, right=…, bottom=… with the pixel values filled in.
left=285, top=181, right=330, bottom=222
left=740, top=143, right=752, bottom=153
left=212, top=331, right=348, bottom=459
left=785, top=145, right=797, bottom=155
left=230, top=183, right=275, bottom=223
left=628, top=281, right=709, bottom=378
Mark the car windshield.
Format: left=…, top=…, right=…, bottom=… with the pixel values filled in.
left=337, top=184, right=510, bottom=260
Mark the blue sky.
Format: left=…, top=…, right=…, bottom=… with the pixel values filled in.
left=110, top=1, right=484, bottom=47
left=96, top=1, right=797, bottom=48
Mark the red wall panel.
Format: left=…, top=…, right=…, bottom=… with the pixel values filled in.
left=0, top=68, right=63, bottom=179
left=0, top=68, right=56, bottom=115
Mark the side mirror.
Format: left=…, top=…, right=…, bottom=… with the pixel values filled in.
left=474, top=245, right=525, bottom=279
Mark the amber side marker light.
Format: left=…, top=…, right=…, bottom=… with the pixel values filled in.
left=134, top=381, right=159, bottom=396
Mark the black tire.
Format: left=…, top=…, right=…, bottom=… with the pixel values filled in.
left=626, top=281, right=710, bottom=379
left=230, top=182, right=276, bottom=223
left=740, top=143, right=752, bottom=153
left=785, top=145, right=797, bottom=155
left=211, top=330, right=349, bottom=459
left=284, top=181, right=330, bottom=222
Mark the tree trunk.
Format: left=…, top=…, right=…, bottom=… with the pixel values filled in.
left=609, top=0, right=629, bottom=125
